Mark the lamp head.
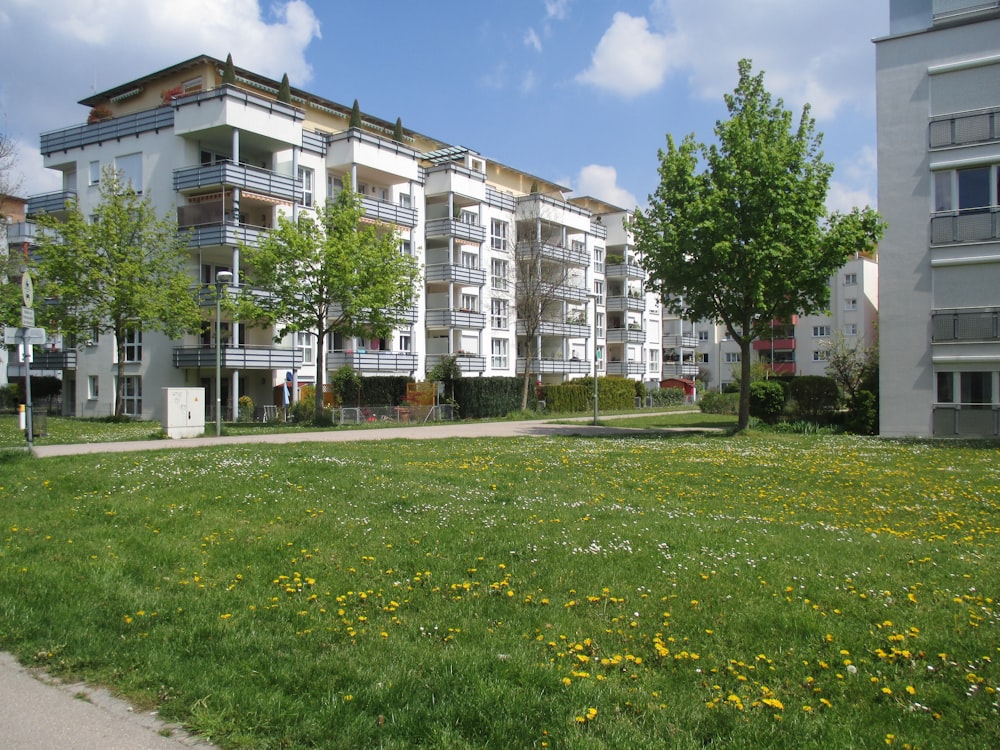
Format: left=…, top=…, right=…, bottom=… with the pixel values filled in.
left=216, top=270, right=234, bottom=284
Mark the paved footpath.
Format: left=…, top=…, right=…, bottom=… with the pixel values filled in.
left=7, top=413, right=705, bottom=747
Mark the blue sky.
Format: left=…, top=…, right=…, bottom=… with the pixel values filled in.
left=0, top=0, right=886, bottom=213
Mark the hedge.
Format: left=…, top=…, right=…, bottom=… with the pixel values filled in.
left=453, top=377, right=527, bottom=419
left=788, top=375, right=840, bottom=420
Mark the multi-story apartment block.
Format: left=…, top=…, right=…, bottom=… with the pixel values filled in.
left=12, top=55, right=661, bottom=421
left=876, top=0, right=1000, bottom=437
left=680, top=255, right=879, bottom=392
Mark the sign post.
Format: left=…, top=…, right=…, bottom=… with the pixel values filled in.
left=19, top=273, right=36, bottom=447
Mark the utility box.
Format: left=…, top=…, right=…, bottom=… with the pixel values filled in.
left=162, top=387, right=206, bottom=439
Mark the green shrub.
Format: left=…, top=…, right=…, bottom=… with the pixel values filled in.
left=237, top=395, right=254, bottom=422
left=358, top=376, right=411, bottom=407
left=846, top=389, right=878, bottom=435
left=649, top=387, right=685, bottom=407
left=453, top=377, right=524, bottom=419
left=330, top=366, right=361, bottom=407
left=544, top=385, right=589, bottom=413
left=749, top=380, right=786, bottom=424
left=570, top=377, right=636, bottom=411
left=788, top=375, right=840, bottom=420
left=699, top=391, right=739, bottom=415
left=291, top=386, right=316, bottom=423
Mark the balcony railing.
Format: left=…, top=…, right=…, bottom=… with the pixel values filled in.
left=933, top=405, right=1000, bottom=437
left=753, top=338, right=797, bottom=352
left=26, top=190, right=77, bottom=217
left=174, top=162, right=302, bottom=203
left=485, top=186, right=516, bottom=212
left=361, top=196, right=418, bottom=227
left=662, top=334, right=700, bottom=349
left=930, top=209, right=1000, bottom=245
left=179, top=221, right=266, bottom=248
left=930, top=108, right=1000, bottom=148
left=6, top=221, right=38, bottom=246
left=424, top=310, right=487, bottom=329
left=516, top=321, right=590, bottom=338
left=7, top=350, right=78, bottom=374
left=606, top=361, right=645, bottom=377
left=327, top=351, right=418, bottom=373
left=606, top=295, right=646, bottom=313
left=661, top=363, right=699, bottom=378
left=516, top=241, right=589, bottom=267
left=591, top=221, right=607, bottom=240
left=41, top=107, right=175, bottom=156
left=932, top=310, right=1000, bottom=341
left=172, top=345, right=302, bottom=370
left=426, top=353, right=486, bottom=372
left=517, top=357, right=591, bottom=375
left=520, top=282, right=590, bottom=303
left=606, top=327, right=646, bottom=344
left=425, top=217, right=486, bottom=243
left=604, top=262, right=645, bottom=280
left=424, top=264, right=486, bottom=286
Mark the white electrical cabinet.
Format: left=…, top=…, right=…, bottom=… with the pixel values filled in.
left=162, top=387, right=206, bottom=439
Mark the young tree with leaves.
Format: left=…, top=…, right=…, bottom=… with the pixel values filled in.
left=32, top=168, right=202, bottom=417
left=632, top=59, right=883, bottom=431
left=239, top=179, right=420, bottom=418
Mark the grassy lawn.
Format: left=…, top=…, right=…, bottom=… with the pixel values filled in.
left=1, top=433, right=997, bottom=748
left=586, top=411, right=738, bottom=431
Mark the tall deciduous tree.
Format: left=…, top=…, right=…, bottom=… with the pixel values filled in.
left=33, top=168, right=202, bottom=417
left=632, top=59, right=883, bottom=430
left=239, top=179, right=420, bottom=418
left=1, top=127, right=25, bottom=328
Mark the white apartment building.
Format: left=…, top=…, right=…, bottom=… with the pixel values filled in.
left=876, top=0, right=1000, bottom=437
left=13, top=55, right=655, bottom=421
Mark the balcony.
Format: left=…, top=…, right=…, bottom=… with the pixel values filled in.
left=516, top=241, right=589, bottom=267
left=591, top=221, right=607, bottom=240
left=662, top=334, right=700, bottom=349
left=661, top=363, right=699, bottom=378
left=929, top=108, right=1000, bottom=149
left=180, top=221, right=266, bottom=249
left=174, top=162, right=301, bottom=203
left=606, top=361, right=645, bottom=377
left=933, top=405, right=999, bottom=437
left=361, top=196, right=418, bottom=227
left=485, top=186, right=516, bottom=212
left=26, top=190, right=77, bottom=218
left=517, top=357, right=591, bottom=375
left=426, top=353, right=486, bottom=372
left=172, top=345, right=302, bottom=370
left=933, top=310, right=1000, bottom=341
left=516, top=320, right=590, bottom=338
left=7, top=350, right=78, bottom=375
left=425, top=217, right=486, bottom=244
left=327, top=351, right=417, bottom=373
left=172, top=85, right=303, bottom=146
left=424, top=264, right=486, bottom=286
left=6, top=221, right=38, bottom=247
left=41, top=107, right=175, bottom=157
left=606, top=327, right=646, bottom=344
left=327, top=128, right=421, bottom=182
left=931, top=209, right=1000, bottom=245
left=605, top=262, right=645, bottom=280
left=606, top=295, right=646, bottom=313
left=425, top=310, right=487, bottom=329
left=753, top=338, right=797, bottom=352
left=520, top=282, right=590, bottom=303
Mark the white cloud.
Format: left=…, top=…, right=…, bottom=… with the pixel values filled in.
left=645, top=0, right=881, bottom=120
left=521, top=71, right=539, bottom=94
left=827, top=145, right=877, bottom=213
left=12, top=137, right=61, bottom=198
left=524, top=27, right=542, bottom=52
left=574, top=165, right=638, bottom=210
left=575, top=12, right=671, bottom=98
left=545, top=0, right=571, bottom=21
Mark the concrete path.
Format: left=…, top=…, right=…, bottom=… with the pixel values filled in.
left=7, top=411, right=708, bottom=746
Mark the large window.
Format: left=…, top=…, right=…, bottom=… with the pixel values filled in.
left=119, top=376, right=142, bottom=416
left=594, top=246, right=604, bottom=273
left=491, top=259, right=509, bottom=291
left=299, top=167, right=314, bottom=208
left=813, top=325, right=831, bottom=337
left=491, top=220, right=508, bottom=251
left=491, top=338, right=509, bottom=369
left=491, top=299, right=509, bottom=329
left=935, top=166, right=994, bottom=212
left=296, top=332, right=314, bottom=365
left=594, top=280, right=604, bottom=305
left=123, top=329, right=142, bottom=363
left=961, top=371, right=992, bottom=408
left=461, top=293, right=479, bottom=312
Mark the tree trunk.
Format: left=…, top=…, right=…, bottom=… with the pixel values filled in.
left=737, top=339, right=752, bottom=431
left=314, top=325, right=326, bottom=418
left=115, top=326, right=127, bottom=418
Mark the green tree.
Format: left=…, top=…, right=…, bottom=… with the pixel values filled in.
left=349, top=99, right=362, bottom=128
left=32, top=168, right=202, bottom=417
left=222, top=53, right=237, bottom=85
left=1, top=126, right=24, bottom=328
left=277, top=73, right=292, bottom=104
left=392, top=117, right=404, bottom=143
left=239, top=178, right=420, bottom=418
left=632, top=59, right=883, bottom=431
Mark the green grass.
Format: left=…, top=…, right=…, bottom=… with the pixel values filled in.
left=587, top=411, right=737, bottom=430
left=1, top=434, right=998, bottom=749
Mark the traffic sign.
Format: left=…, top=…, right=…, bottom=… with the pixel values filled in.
left=21, top=306, right=35, bottom=327
left=21, top=273, right=33, bottom=308
left=3, top=326, right=47, bottom=345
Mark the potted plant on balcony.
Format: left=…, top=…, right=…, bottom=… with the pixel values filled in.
left=87, top=104, right=113, bottom=124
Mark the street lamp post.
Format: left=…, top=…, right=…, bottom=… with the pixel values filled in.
left=590, top=294, right=599, bottom=426
left=215, top=270, right=233, bottom=436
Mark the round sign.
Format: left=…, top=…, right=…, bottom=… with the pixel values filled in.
left=22, top=272, right=34, bottom=308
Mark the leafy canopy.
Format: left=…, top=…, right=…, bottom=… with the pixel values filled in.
left=631, top=59, right=883, bottom=429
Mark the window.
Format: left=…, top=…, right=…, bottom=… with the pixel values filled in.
left=460, top=209, right=478, bottom=226
left=596, top=312, right=605, bottom=338
left=298, top=167, right=314, bottom=208
left=698, top=330, right=709, bottom=341
left=648, top=349, right=660, bottom=369
left=813, top=325, right=832, bottom=337
left=399, top=193, right=411, bottom=208
left=461, top=251, right=478, bottom=269
left=296, top=332, right=314, bottom=365
left=844, top=298, right=858, bottom=311
left=89, top=160, right=101, bottom=185
left=725, top=352, right=741, bottom=363
left=491, top=338, right=509, bottom=369
left=961, top=371, right=992, bottom=407
left=843, top=323, right=858, bottom=336
left=123, top=329, right=142, bottom=362
left=844, top=273, right=857, bottom=286
left=698, top=352, right=709, bottom=364
left=491, top=259, right=509, bottom=291
left=182, top=76, right=203, bottom=94
left=116, top=153, right=142, bottom=191
left=461, top=293, right=478, bottom=312
left=594, top=280, right=604, bottom=305
left=594, top=246, right=604, bottom=273
left=88, top=375, right=99, bottom=400
left=491, top=220, right=508, bottom=251
left=813, top=350, right=830, bottom=361
left=400, top=240, right=412, bottom=257
left=491, top=299, right=509, bottom=329
left=935, top=166, right=993, bottom=212
left=596, top=345, right=605, bottom=370
left=119, top=376, right=142, bottom=416
left=937, top=372, right=954, bottom=403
